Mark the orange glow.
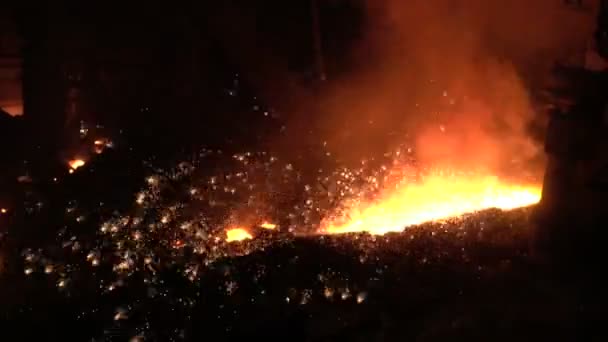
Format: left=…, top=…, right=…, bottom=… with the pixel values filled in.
left=0, top=208, right=7, bottom=214
left=259, top=222, right=277, bottom=230
left=320, top=172, right=541, bottom=235
left=225, top=228, right=253, bottom=242
left=68, top=159, right=86, bottom=171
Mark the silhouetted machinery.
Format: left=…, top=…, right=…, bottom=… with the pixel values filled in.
left=535, top=0, right=608, bottom=256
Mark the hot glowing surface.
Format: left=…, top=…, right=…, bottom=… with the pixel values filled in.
left=68, top=159, right=86, bottom=171
left=320, top=173, right=541, bottom=235
left=225, top=228, right=253, bottom=242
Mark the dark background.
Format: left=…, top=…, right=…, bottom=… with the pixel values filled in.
left=4, top=0, right=364, bottom=151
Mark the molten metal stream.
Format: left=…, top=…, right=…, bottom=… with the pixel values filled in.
left=320, top=173, right=541, bottom=235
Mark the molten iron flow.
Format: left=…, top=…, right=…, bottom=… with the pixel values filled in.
left=321, top=172, right=541, bottom=235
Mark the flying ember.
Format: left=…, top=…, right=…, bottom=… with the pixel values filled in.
left=225, top=228, right=253, bottom=242
left=320, top=172, right=541, bottom=235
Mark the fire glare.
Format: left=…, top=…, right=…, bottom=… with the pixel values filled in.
left=321, top=172, right=541, bottom=235
left=225, top=228, right=253, bottom=242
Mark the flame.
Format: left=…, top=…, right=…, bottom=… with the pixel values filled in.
left=225, top=228, right=253, bottom=242
left=68, top=159, right=86, bottom=171
left=321, top=172, right=541, bottom=235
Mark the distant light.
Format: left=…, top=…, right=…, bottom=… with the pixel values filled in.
left=93, top=138, right=113, bottom=154
left=136, top=192, right=146, bottom=205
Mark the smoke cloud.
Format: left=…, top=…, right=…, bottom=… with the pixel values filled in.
left=312, top=0, right=597, bottom=175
